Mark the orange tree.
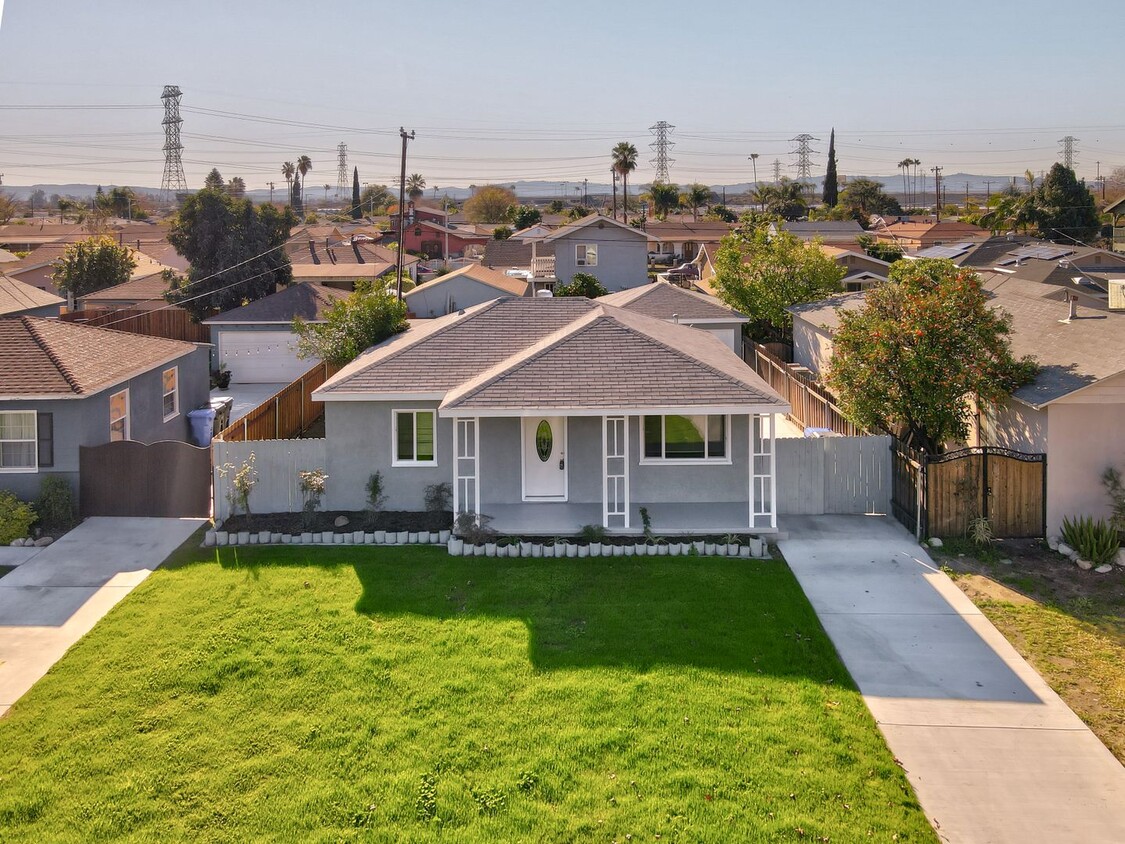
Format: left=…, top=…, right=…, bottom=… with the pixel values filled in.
left=826, top=259, right=1036, bottom=453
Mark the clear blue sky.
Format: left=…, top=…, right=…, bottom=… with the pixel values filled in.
left=0, top=0, right=1121, bottom=190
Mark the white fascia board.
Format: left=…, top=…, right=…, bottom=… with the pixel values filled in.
left=440, top=403, right=791, bottom=419
left=313, top=390, right=448, bottom=402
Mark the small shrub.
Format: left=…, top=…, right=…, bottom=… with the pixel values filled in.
left=1103, top=467, right=1125, bottom=535
left=217, top=453, right=257, bottom=516
left=298, top=468, right=328, bottom=529
left=366, top=472, right=387, bottom=512
left=35, top=476, right=76, bottom=532
left=639, top=506, right=654, bottom=541
left=455, top=512, right=495, bottom=545
left=578, top=524, right=607, bottom=543
left=0, top=491, right=36, bottom=544
left=1061, top=515, right=1120, bottom=565
left=968, top=516, right=994, bottom=548
left=423, top=482, right=452, bottom=514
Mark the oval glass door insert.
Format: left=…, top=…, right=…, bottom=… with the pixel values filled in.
left=535, top=420, right=552, bottom=462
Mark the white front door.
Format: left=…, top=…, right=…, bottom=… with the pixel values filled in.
left=522, top=416, right=567, bottom=500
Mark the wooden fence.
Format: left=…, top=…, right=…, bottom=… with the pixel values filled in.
left=747, top=342, right=866, bottom=436
left=61, top=307, right=210, bottom=343
left=216, top=361, right=338, bottom=442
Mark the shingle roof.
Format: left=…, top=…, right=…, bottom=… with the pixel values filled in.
left=783, top=221, right=864, bottom=235
left=404, top=264, right=529, bottom=298
left=787, top=292, right=868, bottom=332
left=481, top=239, right=556, bottom=269
left=205, top=282, right=351, bottom=324
left=543, top=214, right=649, bottom=242
left=0, top=316, right=197, bottom=398
left=0, top=275, right=64, bottom=316
left=644, top=221, right=736, bottom=241
left=78, top=271, right=173, bottom=305
left=597, top=281, right=747, bottom=322
left=316, top=296, right=787, bottom=414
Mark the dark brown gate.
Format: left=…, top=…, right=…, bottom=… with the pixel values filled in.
left=926, top=447, right=1045, bottom=539
left=80, top=440, right=211, bottom=518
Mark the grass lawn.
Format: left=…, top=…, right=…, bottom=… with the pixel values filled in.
left=0, top=542, right=935, bottom=843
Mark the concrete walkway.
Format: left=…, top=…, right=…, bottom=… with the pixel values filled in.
left=779, top=514, right=1125, bottom=844
left=0, top=517, right=204, bottom=717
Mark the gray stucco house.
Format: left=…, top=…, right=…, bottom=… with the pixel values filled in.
left=0, top=316, right=210, bottom=501
left=598, top=281, right=748, bottom=353
left=313, top=296, right=789, bottom=534
left=543, top=215, right=649, bottom=292
left=404, top=264, right=529, bottom=318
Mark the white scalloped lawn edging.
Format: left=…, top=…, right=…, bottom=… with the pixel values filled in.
left=444, top=536, right=769, bottom=559
left=203, top=529, right=452, bottom=548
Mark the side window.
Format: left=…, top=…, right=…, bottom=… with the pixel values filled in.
left=110, top=389, right=129, bottom=442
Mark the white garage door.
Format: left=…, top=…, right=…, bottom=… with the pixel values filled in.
left=219, top=330, right=311, bottom=384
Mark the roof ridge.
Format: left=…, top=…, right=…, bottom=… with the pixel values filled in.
left=21, top=316, right=83, bottom=395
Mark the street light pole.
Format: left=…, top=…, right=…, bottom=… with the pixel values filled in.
left=749, top=154, right=759, bottom=207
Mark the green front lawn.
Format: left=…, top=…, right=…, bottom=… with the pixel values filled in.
left=0, top=543, right=934, bottom=842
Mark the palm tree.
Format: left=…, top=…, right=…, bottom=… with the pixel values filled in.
left=323, top=184, right=331, bottom=203
left=683, top=183, right=713, bottom=221
left=646, top=182, right=680, bottom=220
left=281, top=161, right=295, bottom=197
left=898, top=159, right=912, bottom=207
left=406, top=173, right=426, bottom=202
left=611, top=142, right=638, bottom=221
left=296, top=155, right=313, bottom=206
left=1024, top=169, right=1037, bottom=193
left=752, top=178, right=807, bottom=220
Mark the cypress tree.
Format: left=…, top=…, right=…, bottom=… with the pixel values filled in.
left=351, top=166, right=362, bottom=219
left=823, top=128, right=839, bottom=207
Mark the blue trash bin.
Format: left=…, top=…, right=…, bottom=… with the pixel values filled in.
left=187, top=408, right=217, bottom=446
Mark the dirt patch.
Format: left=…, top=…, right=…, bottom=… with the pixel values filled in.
left=956, top=573, right=1036, bottom=605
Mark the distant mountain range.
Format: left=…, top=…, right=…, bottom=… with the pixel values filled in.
left=3, top=173, right=1024, bottom=204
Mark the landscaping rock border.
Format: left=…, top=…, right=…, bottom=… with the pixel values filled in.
left=1045, top=535, right=1124, bottom=573
left=204, top=529, right=453, bottom=548
left=444, top=536, right=770, bottom=559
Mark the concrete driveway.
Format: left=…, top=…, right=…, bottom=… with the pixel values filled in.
left=779, top=515, right=1125, bottom=843
left=0, top=517, right=204, bottom=717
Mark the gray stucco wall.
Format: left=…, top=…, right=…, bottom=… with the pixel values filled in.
left=405, top=277, right=510, bottom=318
left=552, top=226, right=648, bottom=292
left=629, top=415, right=750, bottom=504
left=324, top=400, right=454, bottom=511
left=0, top=345, right=209, bottom=502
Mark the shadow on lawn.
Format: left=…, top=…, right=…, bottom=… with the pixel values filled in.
left=203, top=545, right=851, bottom=682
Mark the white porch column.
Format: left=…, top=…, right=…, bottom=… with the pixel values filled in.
left=602, top=415, right=629, bottom=529
left=454, top=417, right=479, bottom=522
left=750, top=413, right=776, bottom=530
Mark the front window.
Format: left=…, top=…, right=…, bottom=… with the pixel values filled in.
left=110, top=389, right=129, bottom=442
left=393, top=409, right=436, bottom=466
left=576, top=243, right=598, bottom=266
left=162, top=367, right=179, bottom=421
left=642, top=414, right=728, bottom=462
left=0, top=411, right=37, bottom=472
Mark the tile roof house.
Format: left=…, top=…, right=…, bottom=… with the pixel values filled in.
left=203, top=282, right=351, bottom=383
left=0, top=274, right=64, bottom=318
left=787, top=272, right=1125, bottom=534
left=644, top=220, right=735, bottom=262
left=0, top=316, right=209, bottom=502
left=287, top=238, right=419, bottom=289
left=871, top=219, right=989, bottom=252
left=313, top=296, right=789, bottom=534
left=598, top=280, right=748, bottom=352
left=776, top=220, right=865, bottom=246
left=399, top=219, right=490, bottom=260
left=404, top=264, right=529, bottom=318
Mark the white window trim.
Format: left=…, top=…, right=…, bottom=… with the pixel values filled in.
left=110, top=388, right=130, bottom=442
left=391, top=408, right=437, bottom=467
left=162, top=366, right=179, bottom=422
left=638, top=414, right=732, bottom=465
left=575, top=243, right=598, bottom=267
left=0, top=410, right=37, bottom=473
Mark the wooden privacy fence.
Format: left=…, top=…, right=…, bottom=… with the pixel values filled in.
left=891, top=442, right=1046, bottom=539
left=747, top=343, right=866, bottom=437
left=216, top=361, right=338, bottom=442
left=62, top=307, right=210, bottom=343
left=80, top=440, right=211, bottom=518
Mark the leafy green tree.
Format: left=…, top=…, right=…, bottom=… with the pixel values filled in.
left=546, top=199, right=566, bottom=214
left=351, top=167, right=362, bottom=219
left=683, top=183, right=713, bottom=221
left=839, top=178, right=901, bottom=221
left=712, top=228, right=845, bottom=342
left=826, top=259, right=1036, bottom=453
left=360, top=183, right=392, bottom=215
left=406, top=174, right=426, bottom=202
left=28, top=189, right=47, bottom=213
left=226, top=177, right=246, bottom=200
left=555, top=272, right=608, bottom=298
left=823, top=129, right=839, bottom=207
left=856, top=234, right=904, bottom=263
left=507, top=204, right=542, bottom=230
left=705, top=204, right=737, bottom=223
left=293, top=279, right=408, bottom=366
left=492, top=226, right=513, bottom=240
left=204, top=168, right=224, bottom=191
left=463, top=185, right=517, bottom=223
left=647, top=182, right=680, bottom=219
left=51, top=236, right=137, bottom=297
left=0, top=192, right=16, bottom=224
left=611, top=141, right=639, bottom=222
left=1033, top=162, right=1100, bottom=242
left=99, top=186, right=147, bottom=220
left=751, top=179, right=807, bottom=220
left=165, top=185, right=297, bottom=321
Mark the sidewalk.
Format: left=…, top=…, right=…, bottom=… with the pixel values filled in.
left=779, top=514, right=1125, bottom=844
left=0, top=517, right=204, bottom=717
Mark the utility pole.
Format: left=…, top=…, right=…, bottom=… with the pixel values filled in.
left=931, top=166, right=943, bottom=221
left=583, top=178, right=588, bottom=206
left=748, top=153, right=759, bottom=198
left=267, top=181, right=275, bottom=204
left=396, top=127, right=415, bottom=300
left=964, top=182, right=969, bottom=208
left=1096, top=161, right=1106, bottom=200
left=611, top=168, right=618, bottom=221
left=984, top=180, right=993, bottom=201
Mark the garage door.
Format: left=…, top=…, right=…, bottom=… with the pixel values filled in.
left=219, top=330, right=310, bottom=383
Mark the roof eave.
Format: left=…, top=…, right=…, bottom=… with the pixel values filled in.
left=440, top=402, right=791, bottom=418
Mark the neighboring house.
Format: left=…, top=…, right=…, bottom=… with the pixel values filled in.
left=203, top=282, right=351, bottom=383
left=0, top=248, right=21, bottom=264
left=404, top=265, right=529, bottom=318
left=1104, top=194, right=1125, bottom=253
left=75, top=270, right=176, bottom=312
left=776, top=220, right=864, bottom=246
left=0, top=316, right=209, bottom=501
left=598, top=281, right=748, bottom=352
left=4, top=243, right=173, bottom=299
left=481, top=239, right=557, bottom=274
left=817, top=245, right=892, bottom=290
left=0, top=274, right=64, bottom=318
left=787, top=274, right=1125, bottom=534
left=388, top=204, right=449, bottom=228
left=543, top=214, right=649, bottom=292
left=872, top=219, right=989, bottom=252
left=288, top=238, right=419, bottom=289
left=313, top=296, right=789, bottom=534
left=399, top=219, right=490, bottom=259
left=645, top=221, right=735, bottom=262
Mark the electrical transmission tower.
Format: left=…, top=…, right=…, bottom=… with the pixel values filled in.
left=649, top=121, right=675, bottom=183
left=789, top=134, right=819, bottom=194
left=1058, top=135, right=1078, bottom=170
left=772, top=158, right=782, bottom=183
left=336, top=142, right=348, bottom=197
left=160, top=85, right=187, bottom=200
